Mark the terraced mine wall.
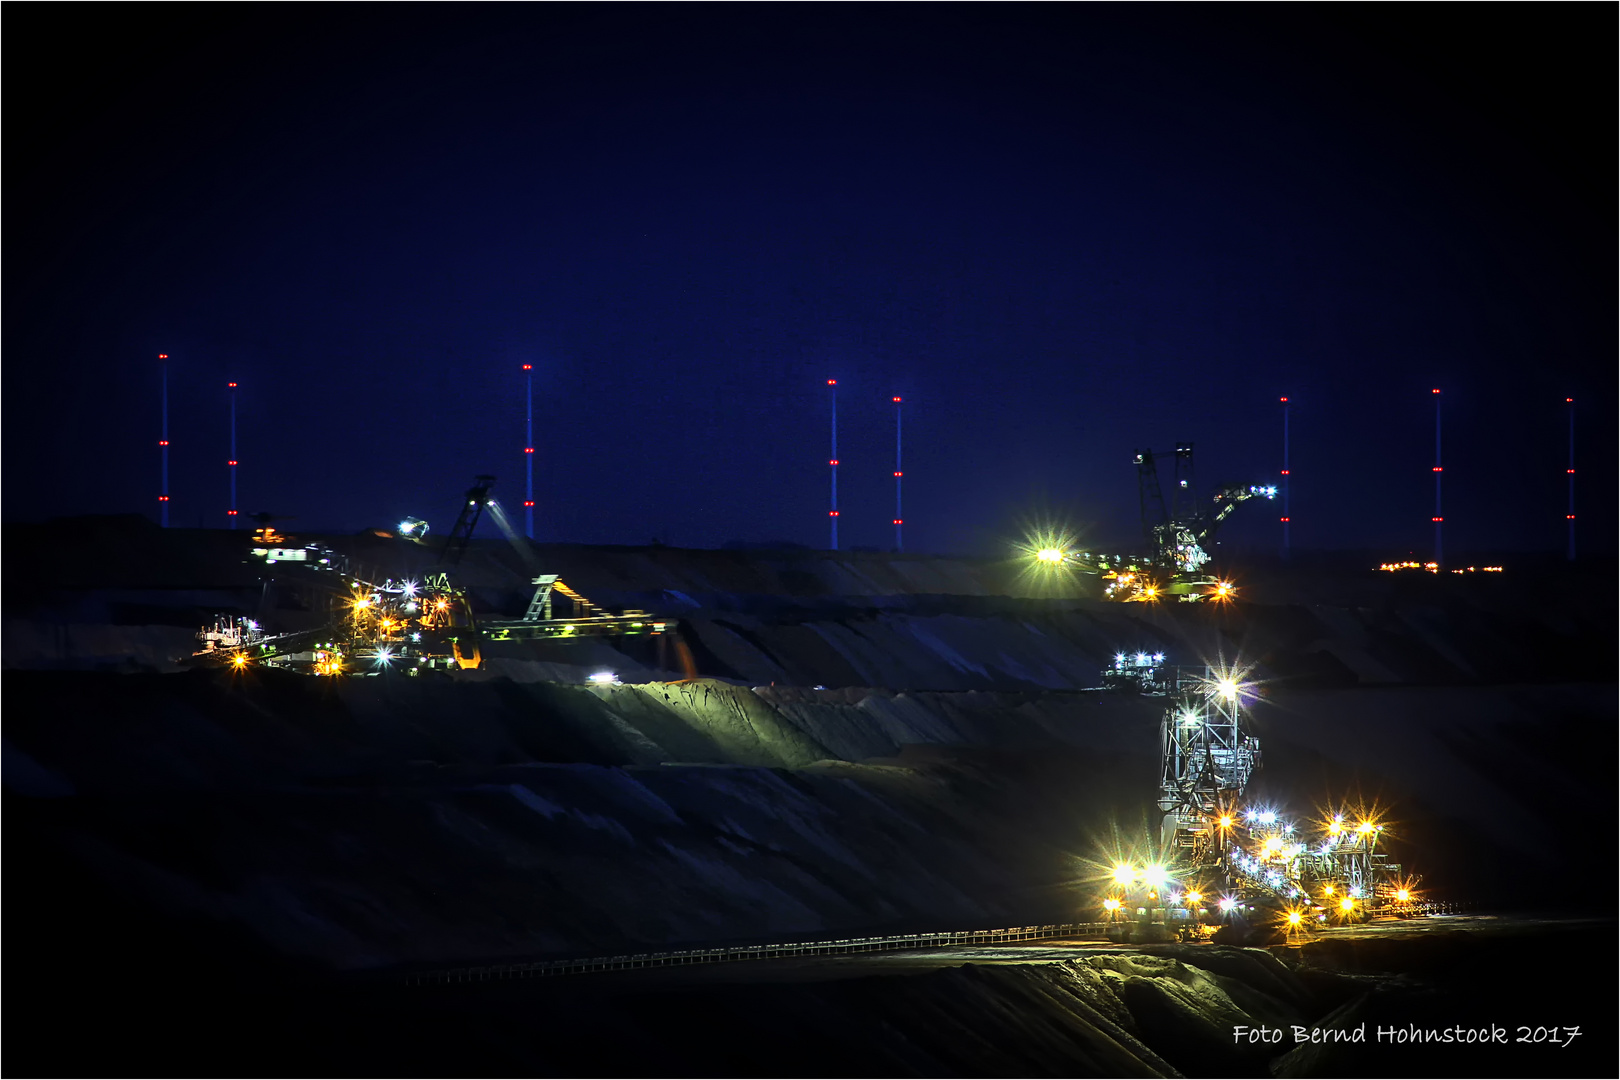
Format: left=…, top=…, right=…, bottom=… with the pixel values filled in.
left=330, top=925, right=1607, bottom=1078
left=6, top=668, right=1611, bottom=972
left=6, top=516, right=1615, bottom=692
left=4, top=518, right=1615, bottom=1075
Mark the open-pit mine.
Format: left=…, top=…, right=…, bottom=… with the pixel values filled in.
left=4, top=509, right=1613, bottom=1077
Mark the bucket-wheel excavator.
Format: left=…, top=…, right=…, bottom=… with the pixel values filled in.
left=1034, top=443, right=1275, bottom=601
left=1099, top=653, right=1421, bottom=939
left=194, top=474, right=675, bottom=676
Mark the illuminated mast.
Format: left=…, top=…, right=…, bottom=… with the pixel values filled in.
left=523, top=363, right=534, bottom=539
left=158, top=354, right=170, bottom=527
left=1431, top=388, right=1442, bottom=566
left=227, top=380, right=239, bottom=526
left=828, top=379, right=838, bottom=550
left=1279, top=397, right=1290, bottom=560
left=1565, top=397, right=1575, bottom=561
left=892, top=395, right=903, bottom=552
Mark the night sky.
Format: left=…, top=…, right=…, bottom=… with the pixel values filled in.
left=7, top=5, right=1613, bottom=558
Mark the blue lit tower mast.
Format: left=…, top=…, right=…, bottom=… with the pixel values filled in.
left=1431, top=388, right=1442, bottom=566
left=1280, top=397, right=1290, bottom=560
left=892, top=395, right=903, bottom=552
left=828, top=379, right=839, bottom=550
left=1565, top=396, right=1575, bottom=561
left=522, top=363, right=535, bottom=539
left=158, top=354, right=170, bottom=527
left=227, top=380, right=239, bottom=527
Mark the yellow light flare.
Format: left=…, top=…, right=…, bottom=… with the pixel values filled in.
left=1357, top=821, right=1375, bottom=835
left=1186, top=890, right=1203, bottom=904
left=1111, top=863, right=1135, bottom=886
left=1396, top=889, right=1410, bottom=902
left=1287, top=910, right=1302, bottom=925
left=1217, top=815, right=1234, bottom=829
left=1323, top=884, right=1335, bottom=896
left=1262, top=836, right=1283, bottom=854
left=1102, top=898, right=1121, bottom=912
left=435, top=599, right=449, bottom=611
left=1339, top=897, right=1354, bottom=912
left=354, top=597, right=372, bottom=609
left=230, top=653, right=249, bottom=670
left=1014, top=528, right=1089, bottom=598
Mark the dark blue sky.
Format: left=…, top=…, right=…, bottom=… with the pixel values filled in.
left=7, top=5, right=1612, bottom=557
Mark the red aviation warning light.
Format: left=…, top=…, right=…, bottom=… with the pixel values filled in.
left=829, top=510, right=839, bottom=516
left=827, top=379, right=837, bottom=385
left=158, top=354, right=168, bottom=359
left=1432, top=466, right=1443, bottom=472
left=227, top=509, right=238, bottom=516
left=228, top=460, right=238, bottom=466
left=893, top=396, right=902, bottom=403
left=227, top=382, right=237, bottom=388
left=158, top=440, right=169, bottom=446
left=524, top=447, right=534, bottom=454
left=894, top=471, right=902, bottom=477
left=1279, top=517, right=1290, bottom=522
left=892, top=519, right=902, bottom=525
left=1432, top=517, right=1444, bottom=522
left=1432, top=388, right=1440, bottom=394
left=829, top=459, right=838, bottom=465
left=1279, top=396, right=1288, bottom=402
left=158, top=495, right=170, bottom=502
left=523, top=500, right=534, bottom=508
left=522, top=364, right=532, bottom=371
